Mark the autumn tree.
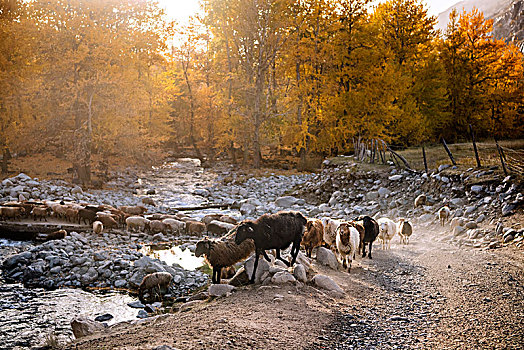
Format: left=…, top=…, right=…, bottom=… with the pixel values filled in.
left=440, top=8, right=524, bottom=140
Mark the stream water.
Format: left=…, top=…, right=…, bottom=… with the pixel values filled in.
left=0, top=158, right=222, bottom=349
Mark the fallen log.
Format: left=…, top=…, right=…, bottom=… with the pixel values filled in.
left=172, top=203, right=237, bottom=212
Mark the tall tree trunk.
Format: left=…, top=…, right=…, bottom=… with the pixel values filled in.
left=182, top=60, right=205, bottom=164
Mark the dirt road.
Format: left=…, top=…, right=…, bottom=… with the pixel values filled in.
left=74, top=225, right=524, bottom=350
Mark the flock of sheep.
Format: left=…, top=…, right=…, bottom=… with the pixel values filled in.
left=0, top=199, right=203, bottom=239
left=195, top=210, right=414, bottom=286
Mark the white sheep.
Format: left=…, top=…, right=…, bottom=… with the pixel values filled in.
left=321, top=217, right=342, bottom=251
left=439, top=206, right=451, bottom=226
left=93, top=221, right=104, bottom=235
left=126, top=216, right=150, bottom=232
left=335, top=222, right=361, bottom=272
left=377, top=217, right=397, bottom=250
left=162, top=218, right=186, bottom=234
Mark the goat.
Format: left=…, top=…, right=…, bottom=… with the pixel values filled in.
left=195, top=235, right=255, bottom=284
left=355, top=215, right=379, bottom=259
left=235, top=211, right=307, bottom=284
left=397, top=218, right=413, bottom=245
left=336, top=222, right=361, bottom=272
left=301, top=218, right=325, bottom=258
left=377, top=217, right=397, bottom=250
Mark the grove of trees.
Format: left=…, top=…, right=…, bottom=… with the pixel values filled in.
left=1, top=0, right=523, bottom=176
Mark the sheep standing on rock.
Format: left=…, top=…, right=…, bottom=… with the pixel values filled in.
left=439, top=206, right=451, bottom=226
left=414, top=194, right=427, bottom=209
left=377, top=217, right=397, bottom=250
left=93, top=221, right=104, bottom=235
left=301, top=219, right=325, bottom=258
left=336, top=222, right=361, bottom=272
left=355, top=216, right=379, bottom=259
left=138, top=272, right=173, bottom=303
left=397, top=218, right=413, bottom=245
left=195, top=235, right=255, bottom=284
left=235, top=211, right=307, bottom=284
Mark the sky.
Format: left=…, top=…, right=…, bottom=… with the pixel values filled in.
left=156, top=0, right=461, bottom=23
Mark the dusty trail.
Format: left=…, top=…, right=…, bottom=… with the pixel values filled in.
left=74, top=225, right=524, bottom=350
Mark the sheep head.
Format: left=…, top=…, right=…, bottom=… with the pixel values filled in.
left=235, top=221, right=255, bottom=245
left=337, top=223, right=351, bottom=246
left=195, top=238, right=212, bottom=257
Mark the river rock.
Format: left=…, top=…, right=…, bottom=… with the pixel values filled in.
left=275, top=196, right=299, bottom=208
left=453, top=226, right=465, bottom=236
left=72, top=186, right=83, bottom=194
left=378, top=187, right=391, bottom=197
left=502, top=203, right=515, bottom=217
left=293, top=264, right=307, bottom=282
left=465, top=221, right=477, bottom=229
left=208, top=284, right=235, bottom=297
left=94, top=314, right=113, bottom=322
left=271, top=271, right=296, bottom=284
left=366, top=191, right=379, bottom=200
left=240, top=203, right=256, bottom=215
left=476, top=214, right=486, bottom=223
left=388, top=175, right=402, bottom=181
left=438, top=164, right=450, bottom=172
left=319, top=203, right=331, bottom=212
left=244, top=256, right=270, bottom=284
left=450, top=198, right=465, bottom=207
left=312, top=275, right=344, bottom=294
left=71, top=317, right=105, bottom=338
left=316, top=247, right=338, bottom=269
left=471, top=185, right=483, bottom=193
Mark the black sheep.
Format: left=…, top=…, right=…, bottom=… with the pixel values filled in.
left=235, top=211, right=307, bottom=284
left=355, top=215, right=379, bottom=259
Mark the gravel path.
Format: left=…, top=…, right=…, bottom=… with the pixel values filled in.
left=74, top=224, right=524, bottom=350
left=310, top=226, right=524, bottom=350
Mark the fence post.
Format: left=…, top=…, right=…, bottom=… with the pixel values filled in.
left=469, top=124, right=481, bottom=167
left=441, top=138, right=457, bottom=166
left=422, top=146, right=428, bottom=174
left=495, top=139, right=508, bottom=176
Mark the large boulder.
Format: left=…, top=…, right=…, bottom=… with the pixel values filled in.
left=71, top=317, right=105, bottom=339
left=316, top=247, right=338, bottom=270
left=208, top=284, right=235, bottom=297
left=244, top=255, right=270, bottom=284
left=274, top=196, right=299, bottom=208
left=271, top=271, right=296, bottom=284
left=293, top=264, right=307, bottom=283
left=312, top=275, right=344, bottom=294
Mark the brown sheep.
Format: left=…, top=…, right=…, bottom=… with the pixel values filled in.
left=138, top=272, right=173, bottom=303
left=195, top=236, right=255, bottom=284
left=36, top=229, right=67, bottom=241
left=31, top=206, right=51, bottom=221
left=301, top=218, right=325, bottom=258
left=95, top=215, right=118, bottom=231
left=118, top=205, right=147, bottom=215
left=0, top=206, right=25, bottom=221
left=148, top=220, right=167, bottom=234
left=186, top=221, right=206, bottom=235
left=78, top=208, right=97, bottom=225
left=439, top=206, right=451, bottom=226
left=65, top=208, right=78, bottom=223
left=141, top=197, right=156, bottom=206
